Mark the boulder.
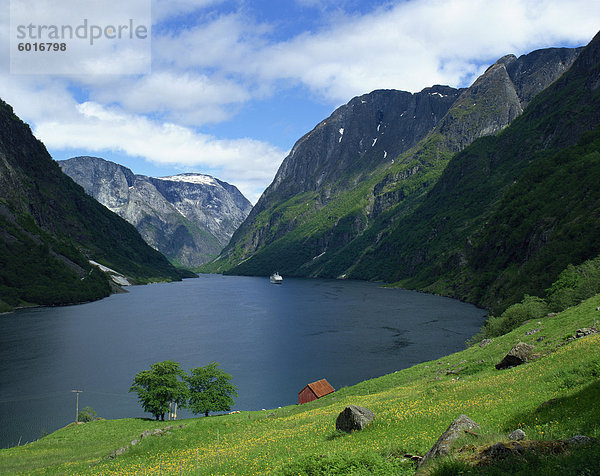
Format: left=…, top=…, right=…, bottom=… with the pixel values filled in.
left=335, top=405, right=375, bottom=433
left=509, top=429, right=526, bottom=441
left=479, top=339, right=493, bottom=348
left=115, top=446, right=128, bottom=457
left=540, top=398, right=559, bottom=408
left=418, top=414, right=480, bottom=467
left=486, top=442, right=515, bottom=459
left=495, top=342, right=534, bottom=369
left=566, top=435, right=596, bottom=445
left=403, top=453, right=422, bottom=463
left=445, top=367, right=464, bottom=375
left=574, top=327, right=598, bottom=339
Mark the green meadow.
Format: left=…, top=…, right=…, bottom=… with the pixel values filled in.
left=1, top=293, right=599, bottom=475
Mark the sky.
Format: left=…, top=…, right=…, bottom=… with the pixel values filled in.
left=1, top=0, right=599, bottom=203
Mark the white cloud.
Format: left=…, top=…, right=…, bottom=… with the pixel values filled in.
left=151, top=0, right=226, bottom=23
left=245, top=0, right=600, bottom=101
left=2, top=0, right=599, bottom=202
left=148, top=0, right=600, bottom=105
left=90, top=72, right=251, bottom=125
left=152, top=13, right=271, bottom=71
left=32, top=102, right=285, bottom=203
left=10, top=0, right=151, bottom=75
left=0, top=76, right=80, bottom=122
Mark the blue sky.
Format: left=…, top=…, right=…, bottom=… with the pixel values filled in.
left=1, top=0, right=599, bottom=203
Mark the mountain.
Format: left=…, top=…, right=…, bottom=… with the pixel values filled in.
left=210, top=45, right=582, bottom=304
left=0, top=101, right=188, bottom=311
left=366, top=31, right=600, bottom=313
left=59, top=157, right=252, bottom=269
left=210, top=85, right=465, bottom=270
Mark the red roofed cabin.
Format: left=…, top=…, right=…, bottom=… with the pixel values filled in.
left=298, top=379, right=335, bottom=404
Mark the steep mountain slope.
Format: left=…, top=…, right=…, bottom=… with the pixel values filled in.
left=0, top=100, right=187, bottom=311
left=210, top=46, right=580, bottom=285
left=365, top=30, right=600, bottom=314
left=59, top=157, right=252, bottom=268
left=224, top=85, right=464, bottom=259
left=210, top=86, right=464, bottom=272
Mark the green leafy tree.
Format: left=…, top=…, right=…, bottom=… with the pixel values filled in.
left=546, top=257, right=600, bottom=311
left=186, top=362, right=238, bottom=417
left=78, top=406, right=99, bottom=423
left=129, top=360, right=188, bottom=420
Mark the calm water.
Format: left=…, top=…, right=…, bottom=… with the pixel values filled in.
left=0, top=275, right=486, bottom=448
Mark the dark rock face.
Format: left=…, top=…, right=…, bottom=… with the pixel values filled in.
left=269, top=86, right=463, bottom=200
left=419, top=414, right=480, bottom=468
left=335, top=405, right=375, bottom=433
left=436, top=56, right=523, bottom=152
left=60, top=157, right=252, bottom=268
left=506, top=47, right=583, bottom=109
left=437, top=47, right=581, bottom=153
left=495, top=342, right=534, bottom=370
left=228, top=86, right=464, bottom=259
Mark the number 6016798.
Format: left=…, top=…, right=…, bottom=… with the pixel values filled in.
left=17, top=42, right=67, bottom=52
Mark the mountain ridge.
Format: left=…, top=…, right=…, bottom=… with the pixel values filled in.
left=210, top=44, right=584, bottom=308
left=59, top=156, right=252, bottom=269
left=349, top=33, right=600, bottom=312
left=219, top=85, right=466, bottom=268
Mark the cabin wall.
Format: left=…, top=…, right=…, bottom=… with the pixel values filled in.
left=298, top=387, right=317, bottom=404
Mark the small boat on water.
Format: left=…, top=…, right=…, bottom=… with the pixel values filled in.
left=270, top=272, right=283, bottom=284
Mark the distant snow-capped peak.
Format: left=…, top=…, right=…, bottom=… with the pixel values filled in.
left=155, top=173, right=217, bottom=186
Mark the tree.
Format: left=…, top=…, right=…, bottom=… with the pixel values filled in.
left=129, top=360, right=188, bottom=420
left=186, top=362, right=238, bottom=417
left=78, top=406, right=99, bottom=422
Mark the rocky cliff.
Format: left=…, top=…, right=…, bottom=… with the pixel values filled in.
left=344, top=37, right=599, bottom=313
left=211, top=45, right=581, bottom=286
left=221, top=85, right=465, bottom=264
left=267, top=86, right=464, bottom=201
left=59, top=157, right=252, bottom=268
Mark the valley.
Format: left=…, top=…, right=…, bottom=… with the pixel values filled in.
left=1, top=14, right=599, bottom=475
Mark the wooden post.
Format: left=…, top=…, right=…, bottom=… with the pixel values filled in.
left=71, top=390, right=83, bottom=422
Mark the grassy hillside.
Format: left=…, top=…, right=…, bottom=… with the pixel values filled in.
left=2, top=292, right=598, bottom=475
